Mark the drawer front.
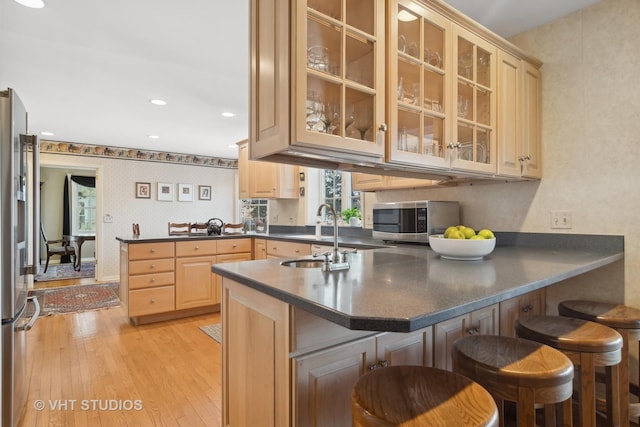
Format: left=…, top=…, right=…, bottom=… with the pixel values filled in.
left=217, top=238, right=252, bottom=254
left=129, top=271, right=175, bottom=290
left=129, top=259, right=174, bottom=275
left=129, top=286, right=175, bottom=316
left=176, top=240, right=217, bottom=257
left=267, top=241, right=311, bottom=258
left=129, top=242, right=175, bottom=260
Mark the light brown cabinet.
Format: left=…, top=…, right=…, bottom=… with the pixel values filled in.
left=499, top=288, right=545, bottom=337
left=249, top=0, right=542, bottom=182
left=253, top=238, right=267, bottom=260
left=266, top=240, right=311, bottom=259
left=222, top=279, right=290, bottom=427
left=121, top=242, right=176, bottom=318
left=352, top=172, right=436, bottom=191
left=119, top=238, right=252, bottom=324
left=433, top=303, right=499, bottom=370
left=497, top=51, right=542, bottom=179
left=238, top=140, right=299, bottom=199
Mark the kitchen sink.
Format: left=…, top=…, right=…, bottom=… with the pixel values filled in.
left=280, top=259, right=325, bottom=269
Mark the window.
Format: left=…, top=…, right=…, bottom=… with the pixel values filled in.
left=239, top=199, right=268, bottom=231
left=321, top=170, right=361, bottom=222
left=71, top=181, right=96, bottom=234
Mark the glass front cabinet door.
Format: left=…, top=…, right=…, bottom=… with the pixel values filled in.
left=296, top=0, right=386, bottom=160
left=387, top=0, right=451, bottom=171
left=451, top=25, right=497, bottom=174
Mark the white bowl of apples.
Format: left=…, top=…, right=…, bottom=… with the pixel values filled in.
left=429, top=226, right=496, bottom=260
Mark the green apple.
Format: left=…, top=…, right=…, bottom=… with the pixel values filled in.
left=447, top=230, right=466, bottom=239
left=478, top=229, right=495, bottom=239
left=461, top=227, right=476, bottom=239
left=469, top=235, right=485, bottom=240
left=444, top=226, right=458, bottom=238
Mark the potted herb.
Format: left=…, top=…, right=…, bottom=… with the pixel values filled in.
left=341, top=207, right=362, bottom=226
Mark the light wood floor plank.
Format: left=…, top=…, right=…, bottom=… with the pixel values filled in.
left=19, top=307, right=222, bottom=427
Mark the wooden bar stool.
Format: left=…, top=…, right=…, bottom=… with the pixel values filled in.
left=451, top=335, right=574, bottom=427
left=515, top=315, right=623, bottom=427
left=559, top=300, right=640, bottom=427
left=351, top=365, right=499, bottom=427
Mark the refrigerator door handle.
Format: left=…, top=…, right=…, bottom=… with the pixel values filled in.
left=21, top=133, right=40, bottom=275
left=17, top=296, right=40, bottom=331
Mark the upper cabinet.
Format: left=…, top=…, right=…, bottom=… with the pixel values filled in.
left=238, top=141, right=299, bottom=199
left=250, top=0, right=386, bottom=166
left=250, top=0, right=541, bottom=181
left=497, top=52, right=542, bottom=179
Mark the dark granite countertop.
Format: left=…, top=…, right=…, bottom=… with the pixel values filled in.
left=211, top=233, right=624, bottom=332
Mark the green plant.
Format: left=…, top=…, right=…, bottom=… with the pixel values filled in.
left=341, top=207, right=361, bottom=222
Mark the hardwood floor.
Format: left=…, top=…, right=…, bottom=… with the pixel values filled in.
left=19, top=306, right=222, bottom=427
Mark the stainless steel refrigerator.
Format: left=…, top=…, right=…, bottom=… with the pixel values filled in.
left=1, top=88, right=41, bottom=427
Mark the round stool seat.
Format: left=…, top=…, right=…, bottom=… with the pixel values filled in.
left=351, top=365, right=499, bottom=427
left=452, top=335, right=574, bottom=426
left=559, top=300, right=640, bottom=329
left=515, top=315, right=623, bottom=354
left=559, top=300, right=640, bottom=425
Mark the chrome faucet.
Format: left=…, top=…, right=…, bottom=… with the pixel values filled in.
left=316, top=203, right=340, bottom=262
left=315, top=203, right=352, bottom=271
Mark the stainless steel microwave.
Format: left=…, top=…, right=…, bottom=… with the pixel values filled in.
left=372, top=201, right=460, bottom=242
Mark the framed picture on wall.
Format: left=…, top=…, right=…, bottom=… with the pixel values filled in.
left=157, top=182, right=173, bottom=201
left=135, top=182, right=151, bottom=199
left=177, top=183, right=193, bottom=202
left=198, top=185, right=211, bottom=200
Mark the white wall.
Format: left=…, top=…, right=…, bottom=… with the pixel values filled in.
left=41, top=152, right=237, bottom=282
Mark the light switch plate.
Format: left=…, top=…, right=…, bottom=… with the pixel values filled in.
left=550, top=211, right=571, bottom=229
left=103, top=214, right=113, bottom=223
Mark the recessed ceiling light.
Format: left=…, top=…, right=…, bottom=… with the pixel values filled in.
left=147, top=135, right=160, bottom=139
left=13, top=0, right=45, bottom=8
left=40, top=131, right=54, bottom=136
left=221, top=112, right=236, bottom=118
left=228, top=144, right=237, bottom=149
left=150, top=99, right=167, bottom=106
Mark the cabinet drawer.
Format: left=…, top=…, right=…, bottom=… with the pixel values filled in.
left=129, top=286, right=175, bottom=316
left=267, top=241, right=311, bottom=258
left=129, top=242, right=175, bottom=261
left=217, top=238, right=252, bottom=254
left=129, top=271, right=175, bottom=290
left=129, top=258, right=174, bottom=275
left=176, top=240, right=217, bottom=257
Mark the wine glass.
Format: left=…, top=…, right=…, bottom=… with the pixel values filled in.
left=322, top=102, right=340, bottom=135
left=344, top=104, right=357, bottom=138
left=354, top=107, right=373, bottom=141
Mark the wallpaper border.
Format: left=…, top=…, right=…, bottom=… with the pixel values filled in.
left=39, top=140, right=238, bottom=169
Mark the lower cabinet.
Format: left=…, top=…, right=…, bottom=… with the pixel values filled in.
left=175, top=255, right=218, bottom=310
left=499, top=288, right=545, bottom=337
left=433, top=304, right=499, bottom=371
left=266, top=240, right=311, bottom=259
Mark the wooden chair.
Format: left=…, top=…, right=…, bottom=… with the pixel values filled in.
left=41, top=224, right=76, bottom=273
left=222, top=223, right=245, bottom=235
left=190, top=223, right=208, bottom=235
left=168, top=222, right=190, bottom=235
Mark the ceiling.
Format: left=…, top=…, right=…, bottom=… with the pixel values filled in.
left=0, top=0, right=600, bottom=160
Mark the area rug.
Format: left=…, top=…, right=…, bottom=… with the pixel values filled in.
left=26, top=282, right=119, bottom=317
left=199, top=323, right=222, bottom=344
left=35, top=262, right=95, bottom=282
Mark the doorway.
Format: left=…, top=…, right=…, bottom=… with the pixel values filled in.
left=36, top=159, right=102, bottom=288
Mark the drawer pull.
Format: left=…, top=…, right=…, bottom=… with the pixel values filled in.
left=150, top=278, right=156, bottom=283
left=195, top=245, right=199, bottom=250
left=233, top=244, right=237, bottom=248
left=150, top=298, right=155, bottom=304
left=367, top=360, right=389, bottom=370
left=295, top=249, right=300, bottom=253
left=466, top=327, right=480, bottom=335
left=521, top=304, right=534, bottom=313
left=150, top=264, right=156, bottom=269
left=150, top=248, right=156, bottom=253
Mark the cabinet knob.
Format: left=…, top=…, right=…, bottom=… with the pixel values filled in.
left=378, top=123, right=388, bottom=132
left=150, top=298, right=155, bottom=304
left=295, top=249, right=300, bottom=253
left=233, top=244, right=237, bottom=248
left=195, top=245, right=199, bottom=250
left=150, top=264, right=156, bottom=269
left=521, top=304, right=533, bottom=313
left=150, top=278, right=156, bottom=283
left=466, top=327, right=480, bottom=335
left=150, top=248, right=156, bottom=253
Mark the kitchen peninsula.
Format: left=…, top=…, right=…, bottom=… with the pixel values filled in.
left=212, top=233, right=623, bottom=427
